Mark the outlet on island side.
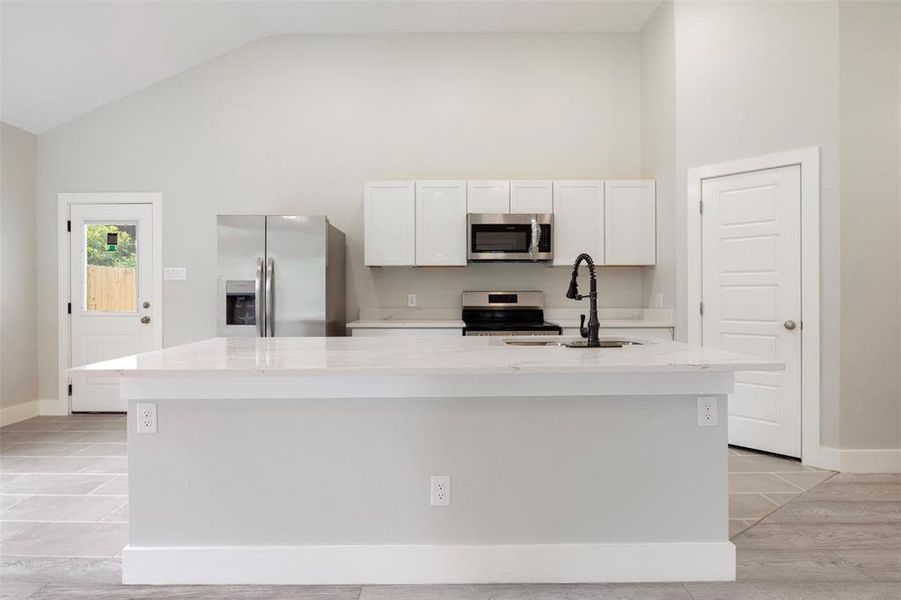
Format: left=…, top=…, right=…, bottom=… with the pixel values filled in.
left=697, top=397, right=717, bottom=427
left=407, top=294, right=417, bottom=307
left=137, top=402, right=157, bottom=434
left=430, top=475, right=451, bottom=506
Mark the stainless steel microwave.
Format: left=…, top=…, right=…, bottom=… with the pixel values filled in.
left=467, top=213, right=553, bottom=262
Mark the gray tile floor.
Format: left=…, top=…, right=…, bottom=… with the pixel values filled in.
left=727, top=445, right=834, bottom=537
left=1, top=415, right=898, bottom=599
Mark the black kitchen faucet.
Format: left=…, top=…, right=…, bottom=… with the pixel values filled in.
left=565, top=253, right=601, bottom=347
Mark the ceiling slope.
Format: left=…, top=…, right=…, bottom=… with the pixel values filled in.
left=1, top=0, right=659, bottom=133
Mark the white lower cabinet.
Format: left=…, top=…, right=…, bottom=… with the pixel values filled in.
left=561, top=327, right=674, bottom=340
left=416, top=181, right=467, bottom=266
left=351, top=328, right=463, bottom=337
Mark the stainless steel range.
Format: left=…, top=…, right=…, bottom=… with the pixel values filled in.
left=462, top=291, right=562, bottom=336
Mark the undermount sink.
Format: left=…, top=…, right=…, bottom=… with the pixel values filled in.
left=504, top=339, right=642, bottom=348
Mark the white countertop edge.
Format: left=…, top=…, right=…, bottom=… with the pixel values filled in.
left=78, top=362, right=780, bottom=377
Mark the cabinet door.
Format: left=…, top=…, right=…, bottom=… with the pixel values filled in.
left=467, top=181, right=509, bottom=213
left=561, top=327, right=673, bottom=340
left=510, top=180, right=553, bottom=214
left=604, top=180, right=656, bottom=265
left=364, top=181, right=415, bottom=266
left=552, top=181, right=604, bottom=266
left=416, top=181, right=467, bottom=266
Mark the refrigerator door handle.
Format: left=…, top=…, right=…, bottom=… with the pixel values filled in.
left=266, top=257, right=274, bottom=337
left=255, top=257, right=264, bottom=337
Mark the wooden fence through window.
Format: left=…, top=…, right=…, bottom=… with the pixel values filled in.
left=86, top=265, right=136, bottom=312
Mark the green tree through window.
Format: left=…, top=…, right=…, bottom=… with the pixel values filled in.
left=86, top=224, right=137, bottom=268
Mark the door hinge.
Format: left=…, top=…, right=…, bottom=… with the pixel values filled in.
left=67, top=383, right=72, bottom=396
left=699, top=301, right=704, bottom=316
left=699, top=200, right=704, bottom=215
left=67, top=220, right=71, bottom=232
left=67, top=302, right=72, bottom=314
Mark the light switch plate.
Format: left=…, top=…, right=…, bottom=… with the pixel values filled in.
left=164, top=267, right=187, bottom=281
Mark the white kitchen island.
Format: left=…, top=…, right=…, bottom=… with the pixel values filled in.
left=71, top=335, right=780, bottom=586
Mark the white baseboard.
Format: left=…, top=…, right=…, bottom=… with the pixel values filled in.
left=0, top=400, right=39, bottom=426
left=123, top=542, right=736, bottom=585
left=806, top=445, right=841, bottom=472
left=839, top=448, right=901, bottom=473
left=38, top=398, right=69, bottom=416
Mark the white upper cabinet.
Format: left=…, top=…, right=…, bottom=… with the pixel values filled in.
left=364, top=181, right=415, bottom=266
left=416, top=181, right=467, bottom=266
left=604, top=180, right=656, bottom=265
left=467, top=181, right=510, bottom=214
left=510, top=180, right=553, bottom=214
left=552, top=181, right=604, bottom=267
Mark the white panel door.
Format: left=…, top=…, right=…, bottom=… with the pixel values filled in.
left=510, top=180, right=553, bottom=214
left=364, top=181, right=415, bottom=266
left=70, top=204, right=155, bottom=412
left=416, top=181, right=467, bottom=266
left=552, top=181, right=604, bottom=266
left=702, top=166, right=801, bottom=457
left=604, top=180, right=656, bottom=265
left=467, top=181, right=509, bottom=214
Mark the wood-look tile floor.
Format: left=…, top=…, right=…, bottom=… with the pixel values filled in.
left=1, top=415, right=898, bottom=599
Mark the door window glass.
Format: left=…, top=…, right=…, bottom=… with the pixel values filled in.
left=84, top=223, right=137, bottom=313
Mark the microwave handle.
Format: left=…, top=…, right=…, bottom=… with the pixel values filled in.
left=529, top=217, right=540, bottom=261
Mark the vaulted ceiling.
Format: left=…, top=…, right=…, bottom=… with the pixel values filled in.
left=1, top=1, right=660, bottom=134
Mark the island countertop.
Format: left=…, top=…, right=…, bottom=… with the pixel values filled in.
left=70, top=335, right=781, bottom=377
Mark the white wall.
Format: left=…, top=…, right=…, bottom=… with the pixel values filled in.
left=639, top=1, right=676, bottom=310
left=0, top=122, right=38, bottom=423
left=36, top=33, right=643, bottom=405
left=672, top=0, right=843, bottom=447
left=838, top=1, right=901, bottom=450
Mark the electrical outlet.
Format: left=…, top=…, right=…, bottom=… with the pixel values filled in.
left=430, top=475, right=451, bottom=506
left=137, top=403, right=157, bottom=434
left=407, top=294, right=417, bottom=307
left=698, top=397, right=717, bottom=427
left=653, top=293, right=664, bottom=309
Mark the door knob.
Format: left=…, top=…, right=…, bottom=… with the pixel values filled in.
left=143, top=301, right=151, bottom=309
left=140, top=316, right=151, bottom=324
left=784, top=320, right=797, bottom=330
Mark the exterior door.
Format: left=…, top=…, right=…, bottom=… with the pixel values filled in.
left=701, top=166, right=801, bottom=457
left=70, top=204, right=155, bottom=412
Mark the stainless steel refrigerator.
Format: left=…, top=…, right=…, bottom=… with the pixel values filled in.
left=217, top=215, right=346, bottom=337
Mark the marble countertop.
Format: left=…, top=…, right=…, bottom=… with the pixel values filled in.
left=346, top=320, right=466, bottom=329
left=70, top=335, right=781, bottom=377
